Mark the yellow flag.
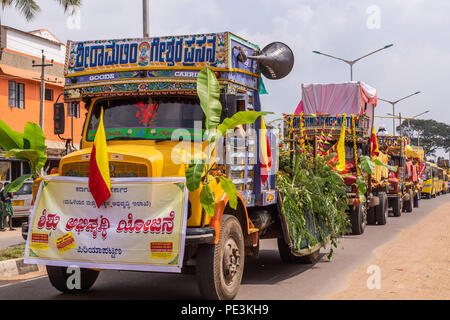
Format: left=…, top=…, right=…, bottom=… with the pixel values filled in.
left=336, top=114, right=346, bottom=172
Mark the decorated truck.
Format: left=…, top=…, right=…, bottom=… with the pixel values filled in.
left=405, top=145, right=425, bottom=206
left=285, top=82, right=391, bottom=235
left=22, top=32, right=331, bottom=300
left=377, top=135, right=414, bottom=214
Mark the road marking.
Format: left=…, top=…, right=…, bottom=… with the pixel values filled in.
left=0, top=275, right=48, bottom=289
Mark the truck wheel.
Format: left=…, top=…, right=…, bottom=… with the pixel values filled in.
left=392, top=196, right=402, bottom=217
left=351, top=204, right=366, bottom=235
left=413, top=192, right=419, bottom=208
left=196, top=214, right=245, bottom=300
left=46, top=265, right=99, bottom=294
left=376, top=192, right=388, bottom=225
left=277, top=238, right=321, bottom=264
left=406, top=189, right=414, bottom=212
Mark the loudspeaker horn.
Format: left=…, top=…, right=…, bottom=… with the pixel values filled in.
left=241, top=42, right=294, bottom=80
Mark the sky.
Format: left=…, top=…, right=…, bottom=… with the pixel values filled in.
left=2, top=0, right=449, bottom=157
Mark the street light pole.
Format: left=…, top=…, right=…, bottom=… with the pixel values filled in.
left=385, top=110, right=429, bottom=145
left=412, top=110, right=430, bottom=146
left=378, top=90, right=421, bottom=135
left=312, top=44, right=393, bottom=81
left=143, top=0, right=149, bottom=37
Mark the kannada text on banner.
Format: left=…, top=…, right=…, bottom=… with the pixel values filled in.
left=24, top=177, right=188, bottom=273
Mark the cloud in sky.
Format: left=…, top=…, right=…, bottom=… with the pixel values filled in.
left=2, top=0, right=448, bottom=155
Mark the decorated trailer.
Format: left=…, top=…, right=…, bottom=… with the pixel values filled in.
left=285, top=81, right=391, bottom=234
left=22, top=32, right=319, bottom=300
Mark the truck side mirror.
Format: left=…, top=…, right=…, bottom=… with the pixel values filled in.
left=53, top=103, right=65, bottom=134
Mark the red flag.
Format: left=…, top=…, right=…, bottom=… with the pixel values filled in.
left=370, top=126, right=380, bottom=157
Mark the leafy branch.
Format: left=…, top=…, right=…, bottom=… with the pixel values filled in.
left=355, top=155, right=397, bottom=202
left=0, top=120, right=47, bottom=193
left=185, top=68, right=268, bottom=216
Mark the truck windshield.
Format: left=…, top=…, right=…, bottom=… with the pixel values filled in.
left=425, top=165, right=431, bottom=180
left=86, top=96, right=205, bottom=141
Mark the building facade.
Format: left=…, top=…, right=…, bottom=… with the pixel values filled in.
left=0, top=25, right=84, bottom=182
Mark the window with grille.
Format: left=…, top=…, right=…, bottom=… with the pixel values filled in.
left=45, top=88, right=54, bottom=101
left=8, top=81, right=25, bottom=109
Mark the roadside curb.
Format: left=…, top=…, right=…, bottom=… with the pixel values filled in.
left=0, top=258, right=45, bottom=279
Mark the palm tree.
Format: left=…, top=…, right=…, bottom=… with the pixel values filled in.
left=1, top=0, right=82, bottom=21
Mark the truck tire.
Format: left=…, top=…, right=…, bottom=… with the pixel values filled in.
left=277, top=238, right=321, bottom=264
left=196, top=214, right=245, bottom=300
left=392, top=196, right=402, bottom=217
left=46, top=265, right=99, bottom=294
left=351, top=203, right=366, bottom=235
left=413, top=192, right=419, bottom=208
left=375, top=192, right=388, bottom=225
left=367, top=206, right=376, bottom=225
left=405, top=189, right=413, bottom=213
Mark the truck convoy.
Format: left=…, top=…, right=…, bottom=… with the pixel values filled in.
left=287, top=81, right=389, bottom=235
left=21, top=31, right=447, bottom=300
left=24, top=32, right=329, bottom=300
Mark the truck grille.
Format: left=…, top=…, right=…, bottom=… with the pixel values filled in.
left=62, top=161, right=148, bottom=178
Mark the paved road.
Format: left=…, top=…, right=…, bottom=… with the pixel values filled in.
left=0, top=194, right=448, bottom=300
left=0, top=228, right=25, bottom=251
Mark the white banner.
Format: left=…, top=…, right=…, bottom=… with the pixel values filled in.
left=24, top=176, right=188, bottom=273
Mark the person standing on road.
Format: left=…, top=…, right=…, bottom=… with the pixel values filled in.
left=0, top=183, right=4, bottom=232
left=0, top=183, right=15, bottom=231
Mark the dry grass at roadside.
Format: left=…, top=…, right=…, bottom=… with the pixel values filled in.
left=0, top=244, right=25, bottom=261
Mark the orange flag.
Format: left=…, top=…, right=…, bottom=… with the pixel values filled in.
left=89, top=108, right=111, bottom=207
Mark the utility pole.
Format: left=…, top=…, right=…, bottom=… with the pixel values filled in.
left=143, top=0, right=149, bottom=37
left=32, top=50, right=54, bottom=130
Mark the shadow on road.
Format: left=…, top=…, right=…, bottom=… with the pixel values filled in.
left=36, top=247, right=327, bottom=300
left=242, top=249, right=328, bottom=285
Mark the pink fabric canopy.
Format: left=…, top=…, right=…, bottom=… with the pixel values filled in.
left=300, top=81, right=377, bottom=116
left=294, top=100, right=304, bottom=114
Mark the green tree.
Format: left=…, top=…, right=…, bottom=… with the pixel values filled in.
left=0, top=1, right=82, bottom=58
left=397, top=119, right=450, bottom=157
